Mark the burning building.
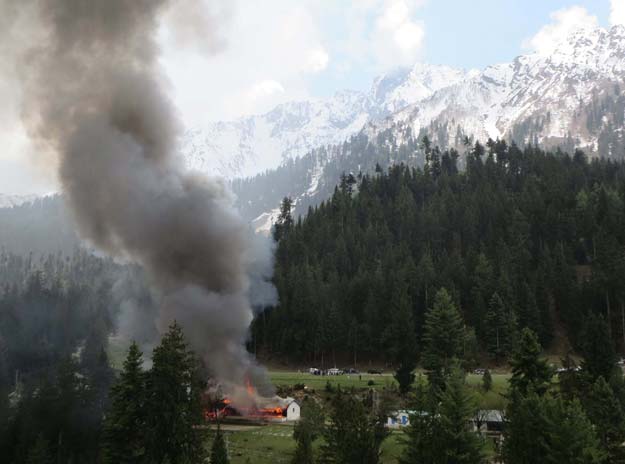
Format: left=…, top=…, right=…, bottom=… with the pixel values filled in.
left=205, top=397, right=300, bottom=422
left=204, top=378, right=300, bottom=422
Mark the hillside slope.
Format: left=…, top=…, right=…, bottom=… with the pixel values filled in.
left=256, top=144, right=625, bottom=364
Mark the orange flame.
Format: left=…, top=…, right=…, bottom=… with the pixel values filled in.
left=203, top=376, right=286, bottom=421
left=245, top=377, right=256, bottom=397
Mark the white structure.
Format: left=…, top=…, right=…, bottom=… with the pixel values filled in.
left=286, top=401, right=300, bottom=421
left=386, top=410, right=414, bottom=428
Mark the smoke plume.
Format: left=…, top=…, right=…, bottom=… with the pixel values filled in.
left=3, top=0, right=276, bottom=400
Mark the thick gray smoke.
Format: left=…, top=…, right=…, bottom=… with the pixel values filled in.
left=3, top=0, right=276, bottom=401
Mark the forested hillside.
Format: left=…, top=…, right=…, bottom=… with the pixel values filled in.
left=232, top=128, right=437, bottom=224
left=0, top=196, right=78, bottom=256
left=0, top=250, right=121, bottom=461
left=256, top=140, right=625, bottom=366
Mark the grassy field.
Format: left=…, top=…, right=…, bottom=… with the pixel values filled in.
left=270, top=370, right=398, bottom=391
left=215, top=418, right=495, bottom=463
left=212, top=423, right=406, bottom=464
left=466, top=372, right=510, bottom=410
left=224, top=424, right=295, bottom=464
left=212, top=370, right=510, bottom=463
left=269, top=370, right=510, bottom=410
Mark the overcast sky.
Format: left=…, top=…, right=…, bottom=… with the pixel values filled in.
left=0, top=0, right=622, bottom=195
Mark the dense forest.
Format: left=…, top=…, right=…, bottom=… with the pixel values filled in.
left=255, top=139, right=625, bottom=367
left=0, top=248, right=208, bottom=463
left=0, top=250, right=119, bottom=461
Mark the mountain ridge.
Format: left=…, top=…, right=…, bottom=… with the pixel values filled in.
left=183, top=24, right=625, bottom=185
left=366, top=24, right=625, bottom=151
left=181, top=63, right=468, bottom=179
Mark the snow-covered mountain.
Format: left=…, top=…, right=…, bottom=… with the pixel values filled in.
left=185, top=24, right=625, bottom=185
left=367, top=25, right=625, bottom=155
left=181, top=63, right=468, bottom=179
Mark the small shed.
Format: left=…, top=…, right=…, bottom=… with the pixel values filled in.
left=286, top=401, right=300, bottom=421
left=473, top=410, right=504, bottom=433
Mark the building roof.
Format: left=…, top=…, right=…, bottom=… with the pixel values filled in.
left=476, top=410, right=504, bottom=422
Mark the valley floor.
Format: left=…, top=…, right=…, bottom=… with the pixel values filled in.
left=205, top=370, right=508, bottom=463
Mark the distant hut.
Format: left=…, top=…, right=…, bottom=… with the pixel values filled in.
left=473, top=410, right=504, bottom=434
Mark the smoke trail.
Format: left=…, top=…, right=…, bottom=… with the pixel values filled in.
left=3, top=0, right=276, bottom=400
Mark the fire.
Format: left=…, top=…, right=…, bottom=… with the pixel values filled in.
left=246, top=377, right=256, bottom=397
left=204, top=400, right=286, bottom=421
left=203, top=377, right=287, bottom=421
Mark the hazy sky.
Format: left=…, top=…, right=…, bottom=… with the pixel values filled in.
left=0, top=0, right=622, bottom=195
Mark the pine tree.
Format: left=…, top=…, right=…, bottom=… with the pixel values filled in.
left=509, top=328, right=552, bottom=397
left=422, top=288, right=464, bottom=391
left=504, top=393, right=549, bottom=464
left=437, top=368, right=486, bottom=463
left=101, top=342, right=147, bottom=464
left=484, top=293, right=518, bottom=363
left=211, top=424, right=229, bottom=464
left=469, top=253, right=494, bottom=333
left=291, top=421, right=314, bottom=464
left=273, top=197, right=294, bottom=242
left=558, top=352, right=582, bottom=401
left=544, top=398, right=605, bottom=464
left=320, top=390, right=388, bottom=464
left=145, top=322, right=205, bottom=464
left=416, top=249, right=435, bottom=308
left=585, top=376, right=625, bottom=462
left=581, top=314, right=617, bottom=383
left=292, top=398, right=324, bottom=464
left=384, top=282, right=417, bottom=394
left=462, top=326, right=480, bottom=371
left=297, top=397, right=325, bottom=441
left=400, top=371, right=485, bottom=464
left=505, top=395, right=604, bottom=464
left=399, top=380, right=440, bottom=464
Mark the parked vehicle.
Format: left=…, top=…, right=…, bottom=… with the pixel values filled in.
left=327, top=368, right=343, bottom=375
left=556, top=366, right=581, bottom=374
left=367, top=368, right=383, bottom=374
